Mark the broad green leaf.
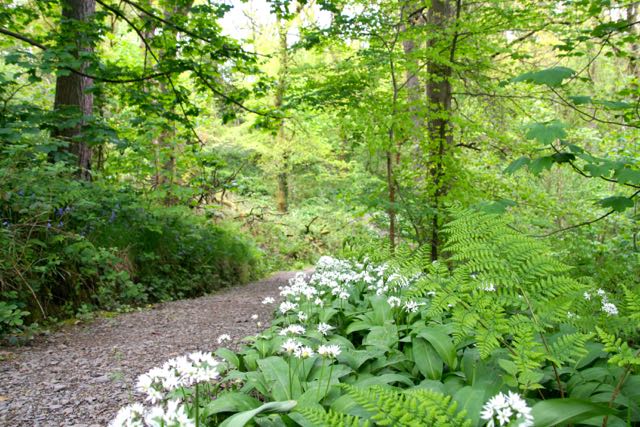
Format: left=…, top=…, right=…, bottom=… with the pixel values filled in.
left=531, top=399, right=616, bottom=427
left=203, top=392, right=260, bottom=416
left=257, top=357, right=302, bottom=400
left=597, top=196, right=634, bottom=212
left=512, top=66, right=575, bottom=87
left=216, top=348, right=240, bottom=369
left=219, top=400, right=297, bottom=427
left=504, top=156, right=530, bottom=175
left=525, top=121, right=567, bottom=145
left=363, top=325, right=398, bottom=349
left=569, top=95, right=592, bottom=105
left=453, top=386, right=489, bottom=427
left=418, top=327, right=457, bottom=369
left=355, top=373, right=414, bottom=387
left=551, top=152, right=576, bottom=163
left=614, top=167, right=640, bottom=185
left=413, top=337, right=443, bottom=380
left=528, top=156, right=554, bottom=175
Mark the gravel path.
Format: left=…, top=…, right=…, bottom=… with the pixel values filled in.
left=0, top=271, right=300, bottom=427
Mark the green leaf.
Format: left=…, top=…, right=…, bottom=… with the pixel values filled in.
left=504, top=156, right=530, bottom=175
left=614, top=167, right=640, bottom=185
left=528, top=156, right=554, bottom=175
left=569, top=95, right=592, bottom=105
left=257, top=357, right=302, bottom=400
left=531, top=399, right=616, bottom=427
left=525, top=121, right=567, bottom=145
left=597, top=196, right=634, bottom=212
left=512, top=66, right=575, bottom=87
left=354, top=373, right=414, bottom=387
left=413, top=337, right=443, bottom=380
left=203, top=392, right=260, bottom=416
left=418, top=327, right=457, bottom=369
left=219, top=400, right=297, bottom=427
left=216, top=348, right=240, bottom=369
left=551, top=152, right=576, bottom=164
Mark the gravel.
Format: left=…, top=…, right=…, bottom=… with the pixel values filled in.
left=0, top=271, right=302, bottom=426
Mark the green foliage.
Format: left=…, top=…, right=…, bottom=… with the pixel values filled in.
left=0, top=143, right=261, bottom=334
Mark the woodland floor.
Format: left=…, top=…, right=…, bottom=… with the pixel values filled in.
left=0, top=271, right=301, bottom=427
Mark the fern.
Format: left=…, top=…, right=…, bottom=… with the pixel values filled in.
left=596, top=327, right=640, bottom=369
left=296, top=407, right=368, bottom=427
left=341, top=384, right=471, bottom=427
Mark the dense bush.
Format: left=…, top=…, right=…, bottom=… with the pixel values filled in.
left=0, top=145, right=262, bottom=336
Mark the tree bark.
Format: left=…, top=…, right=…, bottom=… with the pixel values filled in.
left=53, top=0, right=96, bottom=181
left=426, top=0, right=455, bottom=261
left=275, top=14, right=290, bottom=213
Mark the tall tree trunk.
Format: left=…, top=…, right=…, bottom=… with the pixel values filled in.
left=426, top=0, right=456, bottom=261
left=275, top=15, right=290, bottom=213
left=628, top=2, right=640, bottom=80
left=53, top=0, right=96, bottom=181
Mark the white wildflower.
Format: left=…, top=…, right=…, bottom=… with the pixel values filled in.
left=279, top=324, right=306, bottom=336
left=583, top=292, right=591, bottom=300
left=601, top=302, right=618, bottom=316
left=217, top=334, right=231, bottom=344
left=317, top=344, right=341, bottom=358
left=403, top=300, right=422, bottom=313
left=338, top=290, right=350, bottom=300
left=298, top=311, right=308, bottom=321
left=481, top=391, right=533, bottom=427
left=427, top=291, right=436, bottom=297
left=313, top=297, right=324, bottom=307
left=597, top=288, right=606, bottom=296
left=281, top=338, right=302, bottom=354
left=387, top=296, right=401, bottom=307
left=262, top=296, right=275, bottom=304
left=279, top=301, right=298, bottom=314
left=294, top=346, right=315, bottom=359
left=481, top=282, right=496, bottom=292
left=317, top=323, right=334, bottom=336
left=109, top=403, right=145, bottom=427
left=145, top=400, right=194, bottom=427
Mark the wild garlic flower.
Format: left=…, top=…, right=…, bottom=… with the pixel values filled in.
left=601, top=302, right=618, bottom=316
left=387, top=296, right=401, bottom=308
left=481, top=282, right=496, bottom=292
left=317, top=344, right=341, bottom=358
left=145, top=400, right=194, bottom=427
left=217, top=334, right=231, bottom=344
left=403, top=300, right=422, bottom=313
left=298, top=311, right=308, bottom=321
left=109, top=403, right=145, bottom=427
left=279, top=324, right=306, bottom=336
left=314, top=297, right=324, bottom=307
left=279, top=301, right=298, bottom=314
left=294, top=346, right=315, bottom=359
left=281, top=338, right=302, bottom=354
left=338, top=290, right=350, bottom=300
left=583, top=292, right=591, bottom=300
left=480, top=391, right=533, bottom=427
left=262, top=296, right=275, bottom=304
left=317, top=322, right=334, bottom=336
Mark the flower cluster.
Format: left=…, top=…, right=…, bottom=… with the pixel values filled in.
left=584, top=288, right=618, bottom=316
left=109, top=400, right=194, bottom=427
left=281, top=340, right=341, bottom=359
left=480, top=391, right=534, bottom=427
left=136, top=352, right=221, bottom=403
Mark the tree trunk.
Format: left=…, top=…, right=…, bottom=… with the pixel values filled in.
left=628, top=2, right=639, bottom=80
left=53, top=0, right=96, bottom=181
left=426, top=0, right=455, bottom=261
left=275, top=15, right=290, bottom=213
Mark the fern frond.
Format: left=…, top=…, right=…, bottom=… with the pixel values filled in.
left=296, top=407, right=367, bottom=427
left=342, top=384, right=471, bottom=426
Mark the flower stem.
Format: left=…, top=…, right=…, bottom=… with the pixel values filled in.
left=323, top=363, right=334, bottom=399
left=317, top=359, right=325, bottom=402
left=195, top=383, right=199, bottom=427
